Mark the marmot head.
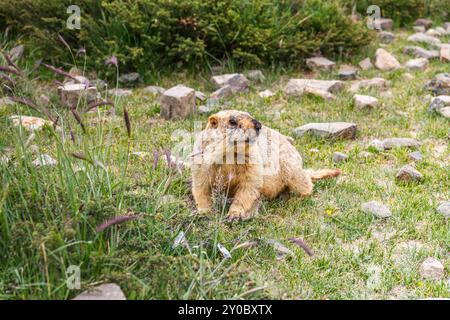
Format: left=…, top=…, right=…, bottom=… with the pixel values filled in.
left=206, top=110, right=262, bottom=143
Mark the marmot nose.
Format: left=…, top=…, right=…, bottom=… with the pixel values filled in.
left=252, top=119, right=262, bottom=133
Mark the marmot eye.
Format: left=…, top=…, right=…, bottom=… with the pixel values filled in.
left=229, top=118, right=237, bottom=126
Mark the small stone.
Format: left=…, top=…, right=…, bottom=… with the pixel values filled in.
left=403, top=46, right=440, bottom=59
left=108, top=88, right=133, bottom=97
left=350, top=78, right=390, bottom=93
left=160, top=85, right=195, bottom=120
left=437, top=201, right=450, bottom=218
left=361, top=201, right=392, bottom=218
left=428, top=95, right=450, bottom=112
left=9, top=115, right=53, bottom=131
left=420, top=258, right=444, bottom=280
left=118, top=72, right=140, bottom=84
left=375, top=48, right=401, bottom=71
left=395, top=165, right=423, bottom=182
left=405, top=58, right=429, bottom=70
left=407, top=33, right=441, bottom=46
left=210, top=85, right=233, bottom=99
left=211, top=73, right=249, bottom=91
left=198, top=105, right=212, bottom=114
left=195, top=91, right=206, bottom=101
left=369, top=139, right=385, bottom=152
left=408, top=151, right=423, bottom=161
left=424, top=73, right=450, bottom=96
left=143, top=86, right=165, bottom=95
left=436, top=26, right=448, bottom=35
left=332, top=152, right=348, bottom=163
left=440, top=44, right=450, bottom=62
left=358, top=58, right=373, bottom=70
left=258, top=89, right=274, bottom=98
left=91, top=79, right=108, bottom=90
left=306, top=56, right=335, bottom=71
left=425, top=28, right=441, bottom=37
left=413, top=26, right=426, bottom=33
left=58, top=83, right=97, bottom=108
left=373, top=18, right=393, bottom=30
left=9, top=44, right=24, bottom=61
left=72, top=283, right=126, bottom=300
left=382, top=138, right=420, bottom=149
left=284, top=79, right=344, bottom=96
left=438, top=107, right=450, bottom=118
left=32, top=154, right=57, bottom=167
left=379, top=31, right=395, bottom=44
left=293, top=122, right=357, bottom=140
left=353, top=94, right=379, bottom=109
left=245, top=70, right=265, bottom=82
left=303, top=87, right=335, bottom=101
left=206, top=98, right=220, bottom=108
left=415, top=19, right=433, bottom=29
left=338, top=65, right=358, bottom=80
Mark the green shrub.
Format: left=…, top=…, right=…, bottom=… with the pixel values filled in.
left=0, top=0, right=371, bottom=75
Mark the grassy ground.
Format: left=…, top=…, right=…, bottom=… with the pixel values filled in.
left=0, top=28, right=449, bottom=300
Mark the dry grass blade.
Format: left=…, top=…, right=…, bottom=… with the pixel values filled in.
left=95, top=214, right=140, bottom=233
left=9, top=96, right=39, bottom=112
left=57, top=33, right=71, bottom=52
left=123, top=107, right=131, bottom=138
left=288, top=237, right=314, bottom=257
left=0, top=74, right=16, bottom=86
left=3, top=52, right=21, bottom=72
left=42, top=63, right=77, bottom=81
left=0, top=65, right=21, bottom=76
left=67, top=121, right=76, bottom=143
left=70, top=109, right=86, bottom=133
left=84, top=99, right=115, bottom=114
left=70, top=152, right=93, bottom=164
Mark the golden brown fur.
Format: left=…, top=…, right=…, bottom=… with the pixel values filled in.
left=191, top=110, right=340, bottom=222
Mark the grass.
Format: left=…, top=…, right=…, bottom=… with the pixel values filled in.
left=0, top=28, right=449, bottom=300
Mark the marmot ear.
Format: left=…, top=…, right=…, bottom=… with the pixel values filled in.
left=207, top=115, right=218, bottom=129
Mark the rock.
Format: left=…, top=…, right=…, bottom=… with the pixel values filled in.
left=445, top=22, right=450, bottom=31
left=118, top=72, right=140, bottom=84
left=160, top=85, right=195, bottom=120
left=211, top=73, right=249, bottom=91
left=9, top=44, right=24, bottom=61
left=405, top=58, right=429, bottom=70
left=425, top=28, right=441, bottom=37
left=91, top=79, right=108, bottom=90
left=206, top=98, right=221, bottom=108
left=373, top=18, right=393, bottom=30
left=195, top=91, right=206, bottom=101
left=198, top=105, right=212, bottom=114
left=420, top=258, right=444, bottom=280
left=338, top=65, right=358, bottom=80
left=258, top=89, right=275, bottom=98
left=408, top=151, right=423, bottom=161
left=58, top=83, right=97, bottom=108
left=374, top=48, right=401, bottom=71
left=415, top=19, right=433, bottom=29
left=382, top=138, right=420, bottom=149
left=9, top=115, right=52, bottom=131
left=353, top=94, right=379, bottom=109
left=428, top=95, right=450, bottom=112
left=436, top=27, right=448, bottom=35
left=369, top=139, right=385, bottom=152
left=108, top=88, right=133, bottom=97
left=395, top=165, right=423, bottom=182
left=302, top=87, right=335, bottom=101
left=379, top=31, right=395, bottom=43
left=72, top=283, right=126, bottom=300
left=293, top=122, right=357, bottom=140
left=424, top=73, right=450, bottom=95
left=407, top=33, right=441, bottom=46
left=210, top=85, right=233, bottom=99
left=306, top=57, right=335, bottom=71
left=361, top=201, right=392, bottom=218
left=32, top=154, right=57, bottom=167
left=350, top=78, right=390, bottom=93
left=284, top=79, right=344, bottom=96
left=245, top=70, right=265, bottom=82
left=358, top=58, right=373, bottom=70
left=440, top=44, right=450, bottom=62
left=143, top=86, right=165, bottom=95
left=413, top=26, right=426, bottom=33
left=380, top=90, right=394, bottom=99
left=438, top=107, right=450, bottom=118
left=332, top=152, right=348, bottom=163
left=437, top=201, right=450, bottom=218
left=403, top=46, right=440, bottom=59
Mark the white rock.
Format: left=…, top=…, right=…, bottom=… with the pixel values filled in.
left=258, top=89, right=274, bottom=98
left=361, top=201, right=392, bottom=218
left=350, top=78, right=390, bottom=93
left=108, top=88, right=132, bottom=97
left=425, top=28, right=442, bottom=37
left=160, top=85, right=195, bottom=120
left=73, top=283, right=126, bottom=300
left=245, top=70, right=265, bottom=82
left=438, top=106, right=450, bottom=118
left=420, top=258, right=444, bottom=280
left=437, top=201, right=450, bottom=218
left=381, top=138, right=420, bottom=149
left=211, top=73, right=249, bottom=90
left=440, top=44, right=450, bottom=62
left=332, top=152, right=348, bottom=163
left=395, top=165, right=423, bottom=182
left=407, top=33, right=441, bottom=46
left=353, top=94, right=379, bottom=109
left=32, top=154, right=57, bottom=167
left=403, top=46, right=440, bottom=59
left=369, top=139, right=385, bottom=152
left=358, top=58, right=373, bottom=70
left=374, top=48, right=401, bottom=70
left=293, top=122, right=357, bottom=139
left=9, top=115, right=52, bottom=131
left=306, top=57, right=335, bottom=71
left=58, top=83, right=97, bottom=108
left=405, top=58, right=429, bottom=70
left=143, top=86, right=165, bottom=95
left=284, top=79, right=344, bottom=96
left=413, top=26, right=426, bottom=33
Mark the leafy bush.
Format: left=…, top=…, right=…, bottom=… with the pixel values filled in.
left=0, top=0, right=371, bottom=74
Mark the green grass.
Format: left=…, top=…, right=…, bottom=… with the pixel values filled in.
left=0, top=28, right=449, bottom=300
